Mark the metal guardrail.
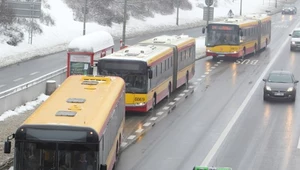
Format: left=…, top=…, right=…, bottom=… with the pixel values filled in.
left=0, top=67, right=67, bottom=99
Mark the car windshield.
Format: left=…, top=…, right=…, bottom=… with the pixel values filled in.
left=292, top=30, right=300, bottom=38
left=267, top=73, right=293, bottom=83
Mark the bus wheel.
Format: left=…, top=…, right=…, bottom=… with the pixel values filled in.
left=241, top=48, right=246, bottom=60
left=253, top=44, right=257, bottom=55
left=152, top=95, right=156, bottom=110
left=185, top=72, right=189, bottom=88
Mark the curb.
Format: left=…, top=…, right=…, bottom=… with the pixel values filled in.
left=120, top=85, right=195, bottom=153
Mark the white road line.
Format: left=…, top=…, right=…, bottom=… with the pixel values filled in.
left=201, top=35, right=290, bottom=166
left=205, top=72, right=209, bottom=74
left=174, top=98, right=180, bottom=101
left=211, top=67, right=216, bottom=69
left=121, top=142, right=127, bottom=147
left=156, top=111, right=164, bottom=116
left=13, top=78, right=23, bottom=82
left=143, top=122, right=151, bottom=127
left=29, top=71, right=39, bottom=76
left=197, top=78, right=202, bottom=81
left=297, top=137, right=300, bottom=149
left=127, top=135, right=136, bottom=140
left=201, top=75, right=206, bottom=78
left=135, top=129, right=143, bottom=133
left=150, top=117, right=158, bottom=121
left=0, top=84, right=5, bottom=88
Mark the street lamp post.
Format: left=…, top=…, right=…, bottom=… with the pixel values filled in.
left=240, top=0, right=242, bottom=16
left=83, top=0, right=87, bottom=35
left=122, top=0, right=128, bottom=47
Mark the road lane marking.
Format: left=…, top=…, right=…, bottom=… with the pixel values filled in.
left=135, top=129, right=143, bottom=133
left=29, top=71, right=39, bottom=76
left=0, top=84, right=5, bottom=88
left=201, top=35, right=290, bottom=166
left=13, top=78, right=23, bottom=82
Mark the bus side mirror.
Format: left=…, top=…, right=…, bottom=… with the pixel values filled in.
left=100, top=164, right=107, bottom=170
left=289, top=34, right=292, bottom=36
left=202, top=27, right=205, bottom=34
left=4, top=141, right=11, bottom=154
left=148, top=69, right=153, bottom=79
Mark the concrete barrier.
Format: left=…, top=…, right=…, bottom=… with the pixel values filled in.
left=0, top=67, right=67, bottom=115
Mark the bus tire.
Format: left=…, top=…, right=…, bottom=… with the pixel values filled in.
left=254, top=44, right=257, bottom=55
left=241, top=48, right=246, bottom=60
left=185, top=72, right=189, bottom=88
left=212, top=56, right=217, bottom=61
left=152, top=94, right=156, bottom=110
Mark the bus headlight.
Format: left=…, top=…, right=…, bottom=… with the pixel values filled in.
left=135, top=102, right=146, bottom=106
left=292, top=41, right=296, bottom=44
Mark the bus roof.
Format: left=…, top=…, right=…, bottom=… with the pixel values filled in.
left=67, top=30, right=114, bottom=53
left=99, top=44, right=173, bottom=66
left=210, top=13, right=271, bottom=28
left=22, top=75, right=125, bottom=134
left=139, top=34, right=196, bottom=50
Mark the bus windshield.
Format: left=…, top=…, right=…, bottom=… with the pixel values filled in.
left=98, top=60, right=148, bottom=93
left=16, top=142, right=98, bottom=170
left=206, top=24, right=239, bottom=47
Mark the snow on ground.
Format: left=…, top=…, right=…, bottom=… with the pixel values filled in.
left=0, top=0, right=277, bottom=68
left=0, top=93, right=49, bottom=121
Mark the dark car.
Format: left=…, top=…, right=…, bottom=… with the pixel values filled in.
left=282, top=4, right=297, bottom=14
left=263, top=70, right=298, bottom=102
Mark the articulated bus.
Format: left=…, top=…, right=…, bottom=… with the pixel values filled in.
left=202, top=14, right=271, bottom=60
left=97, top=35, right=195, bottom=112
left=4, top=75, right=125, bottom=170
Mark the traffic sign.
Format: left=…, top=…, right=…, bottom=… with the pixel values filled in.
left=5, top=1, right=41, bottom=18
left=203, top=7, right=214, bottom=21
left=205, top=0, right=214, bottom=7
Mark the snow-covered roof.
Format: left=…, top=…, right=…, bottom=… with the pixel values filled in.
left=67, top=31, right=114, bottom=53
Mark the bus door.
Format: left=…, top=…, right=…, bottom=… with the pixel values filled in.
left=172, top=46, right=178, bottom=91
left=258, top=20, right=262, bottom=49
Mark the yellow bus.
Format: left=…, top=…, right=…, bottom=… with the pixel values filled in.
left=4, top=75, right=125, bottom=170
left=202, top=14, right=271, bottom=60
left=97, top=35, right=195, bottom=112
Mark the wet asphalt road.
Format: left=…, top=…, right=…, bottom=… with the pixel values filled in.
left=115, top=7, right=300, bottom=170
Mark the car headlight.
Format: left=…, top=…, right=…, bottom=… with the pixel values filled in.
left=266, top=86, right=271, bottom=91
left=287, top=87, right=294, bottom=92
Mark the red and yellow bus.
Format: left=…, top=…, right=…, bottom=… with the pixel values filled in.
left=97, top=35, right=195, bottom=112
left=4, top=75, right=125, bottom=170
left=202, top=14, right=271, bottom=60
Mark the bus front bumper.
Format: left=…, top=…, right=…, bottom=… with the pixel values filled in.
left=206, top=50, right=241, bottom=58
left=126, top=103, right=149, bottom=112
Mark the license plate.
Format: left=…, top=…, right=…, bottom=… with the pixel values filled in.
left=218, top=55, right=225, bottom=57
left=274, top=92, right=284, bottom=96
